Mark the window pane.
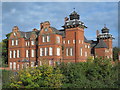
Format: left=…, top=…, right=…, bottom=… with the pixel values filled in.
left=13, top=62, right=16, bottom=70
left=47, top=36, right=50, bottom=42
left=16, top=40, right=18, bottom=45
left=66, top=48, right=68, bottom=56
left=10, top=51, right=12, bottom=58
left=49, top=47, right=53, bottom=56
left=56, top=36, right=60, bottom=43
left=10, top=62, right=12, bottom=70
left=12, top=40, right=14, bottom=46
left=57, top=48, right=60, bottom=56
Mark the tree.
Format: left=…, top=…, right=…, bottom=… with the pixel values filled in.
left=113, top=47, right=120, bottom=61
left=58, top=58, right=118, bottom=88
left=1, top=33, right=11, bottom=67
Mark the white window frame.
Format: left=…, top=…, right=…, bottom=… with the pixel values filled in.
left=47, top=36, right=50, bottom=42
left=66, top=48, right=68, bottom=56
left=13, top=62, right=16, bottom=70
left=56, top=36, right=60, bottom=43
left=12, top=40, right=14, bottom=46
left=68, top=40, right=70, bottom=44
left=73, top=40, right=75, bottom=44
left=10, top=51, right=12, bottom=58
left=40, top=48, right=43, bottom=56
left=88, top=45, right=90, bottom=48
left=57, top=47, right=60, bottom=56
left=49, top=47, right=53, bottom=56
left=10, top=62, right=12, bottom=70
left=13, top=50, right=16, bottom=58
left=70, top=48, right=73, bottom=56
left=31, top=40, right=34, bottom=45
left=45, top=48, right=47, bottom=56
left=16, top=40, right=18, bottom=45
left=80, top=48, right=82, bottom=56
left=63, top=40, right=65, bottom=44
left=85, top=51, right=87, bottom=57
left=26, top=42, right=27, bottom=46
left=26, top=50, right=29, bottom=57
left=42, top=36, right=45, bottom=42
left=31, top=49, right=34, bottom=57
left=17, top=50, right=20, bottom=58
left=79, top=40, right=81, bottom=43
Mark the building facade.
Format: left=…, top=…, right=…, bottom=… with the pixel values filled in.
left=8, top=11, right=114, bottom=70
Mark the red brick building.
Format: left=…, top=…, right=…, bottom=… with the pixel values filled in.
left=8, top=11, right=114, bottom=70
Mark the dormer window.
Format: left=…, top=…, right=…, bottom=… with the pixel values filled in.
left=13, top=32, right=16, bottom=36
left=47, top=36, right=50, bottom=42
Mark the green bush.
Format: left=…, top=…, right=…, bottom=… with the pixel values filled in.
left=8, top=65, right=64, bottom=88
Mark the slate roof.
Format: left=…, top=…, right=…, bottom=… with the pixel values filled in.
left=19, top=31, right=32, bottom=39
left=50, top=27, right=65, bottom=37
left=90, top=40, right=98, bottom=48
left=19, top=30, right=39, bottom=39
left=95, top=40, right=108, bottom=48
left=84, top=36, right=91, bottom=43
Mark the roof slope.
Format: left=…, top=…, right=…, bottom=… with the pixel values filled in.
left=95, top=40, right=108, bottom=48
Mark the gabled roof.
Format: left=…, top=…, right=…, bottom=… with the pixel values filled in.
left=95, top=40, right=108, bottom=48
left=84, top=36, right=91, bottom=43
left=51, top=27, right=65, bottom=37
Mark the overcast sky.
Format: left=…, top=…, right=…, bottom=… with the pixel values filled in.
left=2, top=2, right=118, bottom=47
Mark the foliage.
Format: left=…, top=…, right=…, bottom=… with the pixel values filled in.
left=8, top=65, right=64, bottom=88
left=113, top=47, right=120, bottom=61
left=58, top=58, right=119, bottom=88
left=1, top=33, right=11, bottom=67
left=2, top=58, right=119, bottom=89
left=2, top=70, right=14, bottom=88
